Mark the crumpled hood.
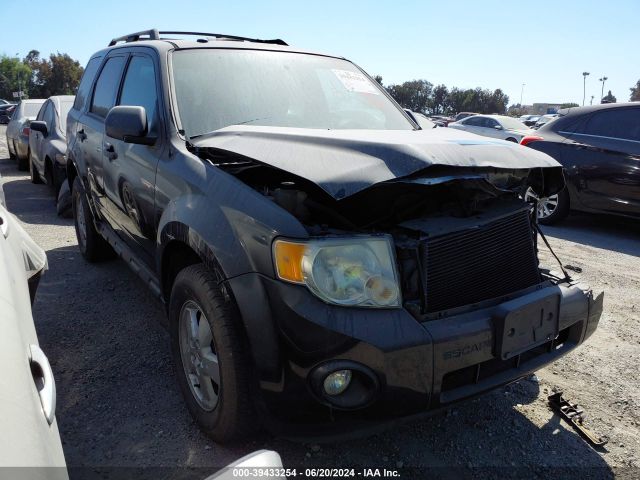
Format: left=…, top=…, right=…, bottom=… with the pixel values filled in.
left=190, top=125, right=562, bottom=200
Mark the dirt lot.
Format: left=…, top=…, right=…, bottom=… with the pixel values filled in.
left=1, top=125, right=638, bottom=479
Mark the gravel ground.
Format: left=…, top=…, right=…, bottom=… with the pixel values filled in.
left=1, top=125, right=638, bottom=480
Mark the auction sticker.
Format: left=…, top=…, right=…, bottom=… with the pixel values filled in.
left=332, top=69, right=380, bottom=95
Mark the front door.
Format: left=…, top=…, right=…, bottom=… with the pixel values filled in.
left=102, top=53, right=162, bottom=268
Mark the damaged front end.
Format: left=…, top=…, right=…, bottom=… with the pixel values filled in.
left=190, top=133, right=565, bottom=317
left=187, top=127, right=602, bottom=424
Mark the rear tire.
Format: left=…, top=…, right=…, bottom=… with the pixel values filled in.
left=17, top=149, right=28, bottom=171
left=30, top=153, right=42, bottom=184
left=506, top=137, right=518, bottom=143
left=169, top=264, right=259, bottom=443
left=72, top=176, right=114, bottom=262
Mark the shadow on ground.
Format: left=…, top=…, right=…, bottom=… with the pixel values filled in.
left=542, top=213, right=640, bottom=257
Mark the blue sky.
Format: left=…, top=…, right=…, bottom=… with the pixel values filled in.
left=1, top=0, right=638, bottom=106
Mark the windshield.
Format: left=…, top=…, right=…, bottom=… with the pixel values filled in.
left=498, top=117, right=528, bottom=130
left=171, top=49, right=412, bottom=137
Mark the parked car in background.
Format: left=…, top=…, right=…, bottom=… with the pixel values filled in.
left=533, top=114, right=558, bottom=129
left=0, top=98, right=10, bottom=105
left=0, top=103, right=16, bottom=124
left=453, top=111, right=477, bottom=122
left=448, top=114, right=532, bottom=142
left=521, top=103, right=640, bottom=224
left=519, top=115, right=540, bottom=127
left=6, top=99, right=46, bottom=170
left=0, top=202, right=67, bottom=477
left=428, top=115, right=454, bottom=127
left=29, top=95, right=75, bottom=193
left=67, top=29, right=601, bottom=442
left=404, top=109, right=436, bottom=129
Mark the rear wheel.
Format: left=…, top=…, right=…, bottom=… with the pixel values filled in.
left=505, top=137, right=518, bottom=143
left=72, top=176, right=114, bottom=262
left=30, top=153, right=42, bottom=184
left=169, top=264, right=258, bottom=443
left=8, top=139, right=16, bottom=160
left=17, top=149, right=29, bottom=171
left=525, top=187, right=570, bottom=225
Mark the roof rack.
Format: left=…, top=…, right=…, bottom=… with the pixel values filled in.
left=108, top=29, right=288, bottom=47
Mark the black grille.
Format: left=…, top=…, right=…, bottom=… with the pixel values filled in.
left=421, top=209, right=540, bottom=313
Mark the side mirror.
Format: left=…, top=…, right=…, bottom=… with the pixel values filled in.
left=31, top=121, right=48, bottom=136
left=105, top=106, right=155, bottom=145
left=494, top=125, right=503, bottom=130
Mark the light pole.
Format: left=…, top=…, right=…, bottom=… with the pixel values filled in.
left=599, top=76, right=608, bottom=102
left=582, top=72, right=590, bottom=106
left=520, top=83, right=525, bottom=107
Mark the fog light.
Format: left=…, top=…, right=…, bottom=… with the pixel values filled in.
left=323, top=370, right=352, bottom=396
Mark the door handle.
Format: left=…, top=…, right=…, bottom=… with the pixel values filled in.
left=29, top=344, right=56, bottom=425
left=104, top=142, right=118, bottom=161
left=78, top=128, right=87, bottom=142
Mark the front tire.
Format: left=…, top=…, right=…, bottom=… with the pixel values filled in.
left=72, top=176, right=114, bottom=262
left=169, top=264, right=258, bottom=443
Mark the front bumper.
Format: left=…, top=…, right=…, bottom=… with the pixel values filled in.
left=227, top=274, right=603, bottom=433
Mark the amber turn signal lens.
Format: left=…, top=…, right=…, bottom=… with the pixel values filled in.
left=273, top=240, right=307, bottom=284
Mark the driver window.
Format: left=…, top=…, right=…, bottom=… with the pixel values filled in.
left=118, top=56, right=158, bottom=133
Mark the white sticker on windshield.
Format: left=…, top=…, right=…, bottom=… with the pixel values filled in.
left=331, top=69, right=380, bottom=95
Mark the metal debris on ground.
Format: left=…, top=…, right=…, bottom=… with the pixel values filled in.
left=564, top=264, right=583, bottom=273
left=548, top=391, right=608, bottom=447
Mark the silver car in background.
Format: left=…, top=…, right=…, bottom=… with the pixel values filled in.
left=448, top=114, right=533, bottom=142
left=0, top=202, right=67, bottom=477
left=28, top=95, right=75, bottom=193
left=6, top=99, right=46, bottom=170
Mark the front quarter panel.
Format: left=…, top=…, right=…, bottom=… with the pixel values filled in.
left=155, top=148, right=309, bottom=280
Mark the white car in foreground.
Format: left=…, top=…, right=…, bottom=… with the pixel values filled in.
left=0, top=201, right=67, bottom=477
left=448, top=114, right=533, bottom=143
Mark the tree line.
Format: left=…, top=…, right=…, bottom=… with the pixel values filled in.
left=376, top=76, right=510, bottom=116
left=0, top=50, right=84, bottom=100
left=377, top=76, right=640, bottom=116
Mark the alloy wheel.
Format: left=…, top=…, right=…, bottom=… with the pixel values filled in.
left=525, top=187, right=559, bottom=220
left=178, top=300, right=221, bottom=411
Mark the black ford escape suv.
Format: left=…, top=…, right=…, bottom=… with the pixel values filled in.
left=67, top=29, right=603, bottom=442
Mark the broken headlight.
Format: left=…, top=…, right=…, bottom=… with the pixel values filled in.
left=273, top=236, right=401, bottom=308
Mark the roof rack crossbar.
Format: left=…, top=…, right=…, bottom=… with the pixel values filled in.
left=159, top=31, right=288, bottom=46
left=109, top=29, right=160, bottom=46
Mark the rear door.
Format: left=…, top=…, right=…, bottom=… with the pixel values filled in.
left=459, top=116, right=485, bottom=136
left=81, top=54, right=128, bottom=213
left=102, top=51, right=163, bottom=267
left=561, top=107, right=640, bottom=216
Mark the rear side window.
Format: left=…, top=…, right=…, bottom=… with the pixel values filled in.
left=464, top=117, right=483, bottom=127
left=583, top=108, right=640, bottom=141
left=118, top=56, right=158, bottom=131
left=90, top=56, right=127, bottom=118
left=74, top=57, right=102, bottom=111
